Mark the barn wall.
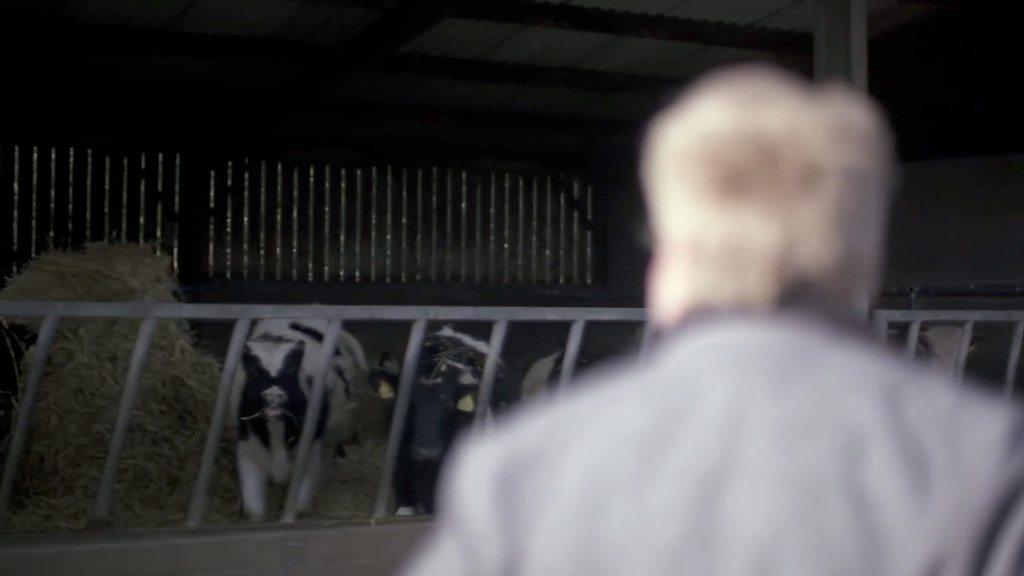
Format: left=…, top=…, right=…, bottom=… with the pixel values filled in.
left=885, top=153, right=1024, bottom=287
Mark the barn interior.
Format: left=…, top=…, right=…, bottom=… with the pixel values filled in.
left=0, top=1, right=1021, bottom=574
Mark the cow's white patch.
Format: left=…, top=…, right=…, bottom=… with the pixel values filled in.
left=378, top=379, right=396, bottom=399
left=246, top=338, right=300, bottom=377
left=435, top=326, right=490, bottom=355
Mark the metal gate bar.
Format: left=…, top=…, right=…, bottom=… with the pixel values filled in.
left=0, top=300, right=650, bottom=529
left=875, top=309, right=1024, bottom=396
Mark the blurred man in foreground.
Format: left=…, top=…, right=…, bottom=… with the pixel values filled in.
left=400, top=65, right=1024, bottom=576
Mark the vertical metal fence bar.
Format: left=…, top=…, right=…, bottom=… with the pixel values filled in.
left=226, top=162, right=233, bottom=281
left=490, top=172, right=497, bottom=282
left=905, top=321, right=921, bottom=357
left=155, top=152, right=163, bottom=255
left=68, top=147, right=75, bottom=248
left=0, top=316, right=59, bottom=525
left=416, top=168, right=423, bottom=282
left=92, top=316, right=158, bottom=521
left=473, top=320, right=508, bottom=429
left=558, top=320, right=586, bottom=390
left=1005, top=321, right=1024, bottom=398
left=386, top=166, right=394, bottom=283
left=475, top=179, right=483, bottom=283
left=243, top=158, right=250, bottom=279
left=355, top=168, right=363, bottom=282
left=103, top=155, right=111, bottom=242
left=185, top=318, right=252, bottom=527
left=518, top=176, right=525, bottom=283
left=446, top=169, right=453, bottom=282
left=339, top=167, right=347, bottom=282
left=532, top=176, right=538, bottom=283
left=430, top=167, right=438, bottom=282
left=31, top=146, right=37, bottom=257
left=558, top=176, right=566, bottom=284
left=586, top=184, right=593, bottom=285
left=545, top=176, right=553, bottom=284
left=281, top=320, right=342, bottom=523
left=401, top=168, right=408, bottom=283
left=572, top=177, right=580, bottom=284
left=208, top=170, right=216, bottom=278
left=258, top=160, right=267, bottom=281
left=85, top=148, right=92, bottom=244
left=138, top=153, right=146, bottom=247
left=371, top=166, right=378, bottom=283
left=460, top=170, right=468, bottom=282
left=373, top=319, right=428, bottom=518
left=324, top=165, right=331, bottom=282
left=121, top=155, right=128, bottom=243
left=292, top=165, right=299, bottom=282
left=275, top=162, right=283, bottom=281
left=954, top=320, right=974, bottom=381
left=12, top=145, right=19, bottom=269
left=308, top=165, right=315, bottom=282
left=49, top=147, right=56, bottom=249
left=174, top=154, right=181, bottom=274
left=504, top=173, right=511, bottom=284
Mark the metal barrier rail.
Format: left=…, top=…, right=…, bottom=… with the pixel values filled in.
left=0, top=301, right=647, bottom=529
left=872, top=309, right=1024, bottom=396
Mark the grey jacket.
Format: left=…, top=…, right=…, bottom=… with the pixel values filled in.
left=400, top=313, right=1024, bottom=576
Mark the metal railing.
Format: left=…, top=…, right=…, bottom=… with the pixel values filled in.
left=0, top=301, right=647, bottom=529
left=872, top=309, right=1024, bottom=396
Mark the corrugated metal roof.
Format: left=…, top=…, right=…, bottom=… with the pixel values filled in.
left=58, top=0, right=380, bottom=46
left=398, top=0, right=807, bottom=81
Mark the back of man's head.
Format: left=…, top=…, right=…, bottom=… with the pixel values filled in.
left=641, top=65, right=895, bottom=326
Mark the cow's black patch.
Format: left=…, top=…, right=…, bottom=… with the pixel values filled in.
left=288, top=322, right=324, bottom=343
left=238, top=341, right=328, bottom=450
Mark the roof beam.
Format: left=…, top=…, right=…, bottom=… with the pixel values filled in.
left=451, top=1, right=811, bottom=55
left=380, top=54, right=684, bottom=93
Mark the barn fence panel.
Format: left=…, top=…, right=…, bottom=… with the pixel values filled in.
left=0, top=301, right=647, bottom=530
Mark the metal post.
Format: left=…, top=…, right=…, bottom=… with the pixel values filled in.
left=814, top=0, right=867, bottom=89
left=373, top=320, right=427, bottom=518
left=0, top=316, right=59, bottom=525
left=92, top=316, right=158, bottom=521
left=281, top=320, right=343, bottom=523
left=954, top=321, right=974, bottom=382
left=558, top=320, right=586, bottom=390
left=474, top=321, right=508, bottom=429
left=905, top=321, right=921, bottom=357
left=185, top=318, right=252, bottom=527
left=638, top=322, right=655, bottom=361
left=1005, top=321, right=1023, bottom=398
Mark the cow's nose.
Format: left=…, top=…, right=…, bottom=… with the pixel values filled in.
left=261, top=386, right=287, bottom=406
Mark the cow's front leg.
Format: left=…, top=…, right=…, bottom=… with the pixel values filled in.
left=238, top=440, right=268, bottom=523
left=295, top=439, right=324, bottom=516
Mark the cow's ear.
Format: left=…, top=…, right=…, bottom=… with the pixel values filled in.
left=283, top=342, right=305, bottom=375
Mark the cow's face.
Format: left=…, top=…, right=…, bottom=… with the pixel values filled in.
left=240, top=338, right=308, bottom=424
left=409, top=353, right=480, bottom=462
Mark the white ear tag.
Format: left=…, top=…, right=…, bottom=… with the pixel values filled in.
left=378, top=379, right=396, bottom=399
left=457, top=394, right=476, bottom=413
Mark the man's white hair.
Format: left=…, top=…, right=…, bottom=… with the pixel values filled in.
left=641, top=64, right=895, bottom=310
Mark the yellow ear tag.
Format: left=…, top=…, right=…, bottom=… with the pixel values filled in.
left=378, top=379, right=396, bottom=400
left=457, top=394, right=476, bottom=413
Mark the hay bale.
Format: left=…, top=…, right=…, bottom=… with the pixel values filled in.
left=0, top=243, right=239, bottom=532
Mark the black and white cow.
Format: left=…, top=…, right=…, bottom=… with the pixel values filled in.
left=231, top=319, right=368, bottom=522
left=371, top=326, right=499, bottom=516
